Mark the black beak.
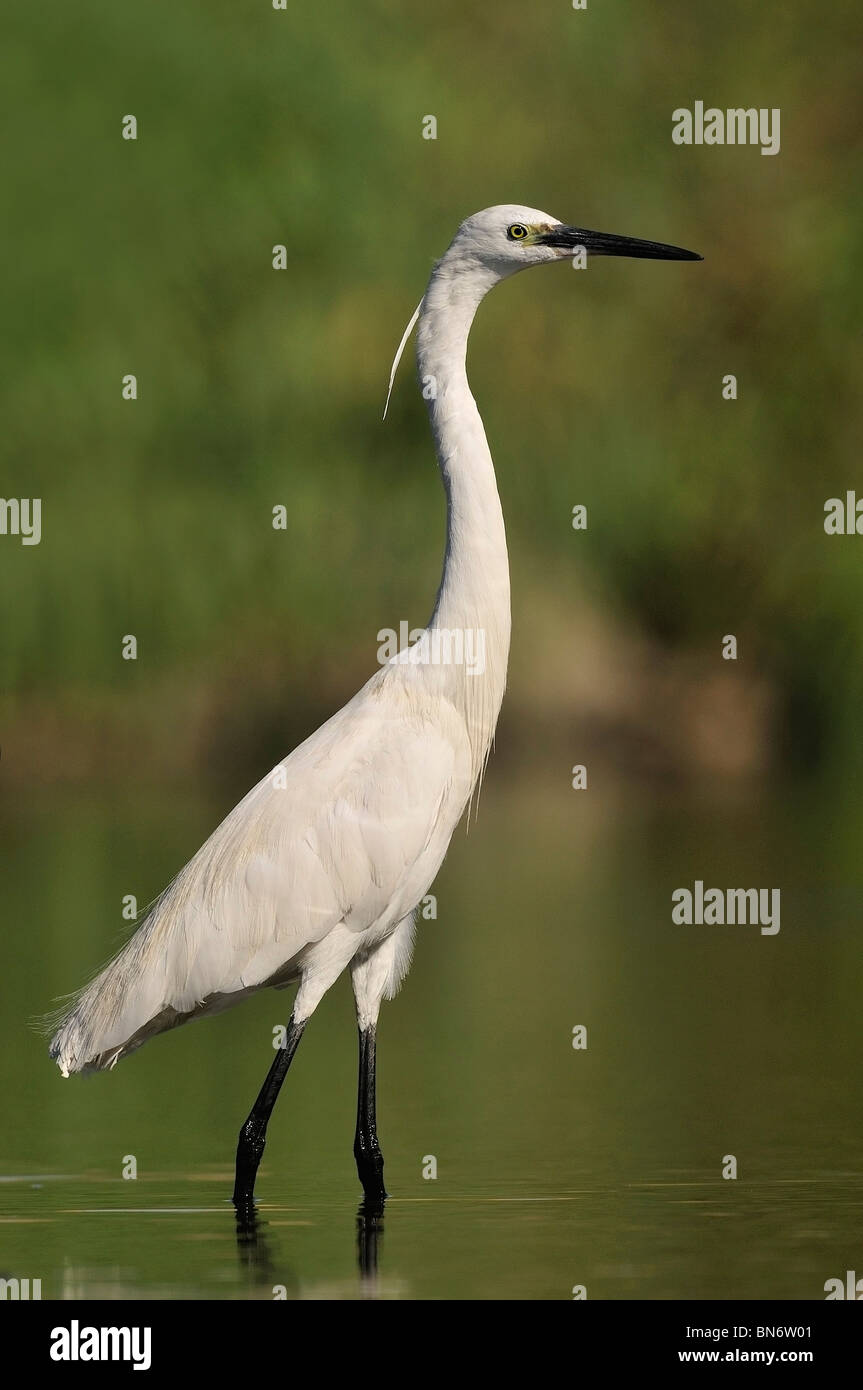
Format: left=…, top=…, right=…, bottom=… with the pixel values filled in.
left=540, top=225, right=702, bottom=261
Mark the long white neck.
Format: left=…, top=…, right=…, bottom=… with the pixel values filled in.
left=415, top=258, right=511, bottom=788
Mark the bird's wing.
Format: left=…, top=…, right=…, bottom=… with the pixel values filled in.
left=136, top=665, right=472, bottom=1006
left=50, top=664, right=473, bottom=1073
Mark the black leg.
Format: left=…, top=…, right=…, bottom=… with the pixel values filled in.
left=354, top=1023, right=387, bottom=1200
left=233, top=1016, right=306, bottom=1212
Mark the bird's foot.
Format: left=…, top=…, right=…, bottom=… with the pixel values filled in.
left=233, top=1120, right=266, bottom=1209
left=355, top=1144, right=387, bottom=1203
left=233, top=1195, right=259, bottom=1238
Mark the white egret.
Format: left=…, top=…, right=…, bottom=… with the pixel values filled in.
left=49, top=206, right=700, bottom=1209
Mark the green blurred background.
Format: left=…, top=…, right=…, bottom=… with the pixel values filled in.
left=1, top=0, right=861, bottom=1299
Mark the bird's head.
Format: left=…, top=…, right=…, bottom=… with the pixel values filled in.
left=449, top=204, right=702, bottom=276
left=383, top=204, right=701, bottom=417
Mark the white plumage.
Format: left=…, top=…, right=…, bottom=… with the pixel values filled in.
left=51, top=671, right=473, bottom=1073
left=49, top=205, right=698, bottom=1202
left=50, top=206, right=532, bottom=1078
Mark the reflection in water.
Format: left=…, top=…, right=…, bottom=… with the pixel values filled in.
left=5, top=1177, right=861, bottom=1300
left=234, top=1203, right=301, bottom=1297
left=356, top=1197, right=385, bottom=1297
left=235, top=1203, right=272, bottom=1280
left=234, top=1197, right=386, bottom=1298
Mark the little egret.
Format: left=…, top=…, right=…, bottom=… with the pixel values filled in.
left=49, top=206, right=700, bottom=1210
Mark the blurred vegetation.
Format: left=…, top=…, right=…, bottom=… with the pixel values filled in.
left=1, top=0, right=861, bottom=787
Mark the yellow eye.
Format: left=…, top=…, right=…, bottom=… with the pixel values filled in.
left=507, top=223, right=529, bottom=241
